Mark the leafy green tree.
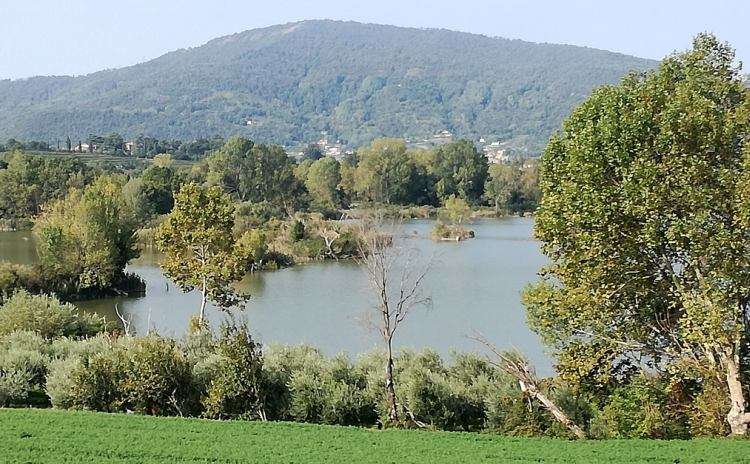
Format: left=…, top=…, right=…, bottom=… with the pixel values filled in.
left=134, top=163, right=183, bottom=219
left=34, top=175, right=139, bottom=294
left=305, top=157, right=342, bottom=210
left=203, top=321, right=268, bottom=420
left=0, top=152, right=91, bottom=221
left=354, top=139, right=418, bottom=204
left=484, top=164, right=520, bottom=213
left=432, top=140, right=488, bottom=203
left=293, top=159, right=314, bottom=185
left=206, top=136, right=254, bottom=197
left=207, top=137, right=305, bottom=212
left=155, top=183, right=252, bottom=324
left=522, top=35, right=750, bottom=435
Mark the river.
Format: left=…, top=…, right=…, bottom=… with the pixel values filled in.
left=0, top=217, right=553, bottom=373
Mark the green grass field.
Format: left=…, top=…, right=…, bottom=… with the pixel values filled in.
left=1, top=408, right=748, bottom=463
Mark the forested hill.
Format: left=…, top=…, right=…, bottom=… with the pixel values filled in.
left=0, top=20, right=656, bottom=152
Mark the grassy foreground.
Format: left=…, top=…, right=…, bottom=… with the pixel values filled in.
left=1, top=409, right=749, bottom=463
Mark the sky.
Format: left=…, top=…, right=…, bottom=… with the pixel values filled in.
left=1, top=0, right=748, bottom=80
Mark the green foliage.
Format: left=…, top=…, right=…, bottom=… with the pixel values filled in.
left=525, top=34, right=750, bottom=403
left=0, top=21, right=654, bottom=152
left=688, top=378, right=731, bottom=437
left=398, top=350, right=489, bottom=431
left=301, top=144, right=323, bottom=162
left=203, top=321, right=267, bottom=420
left=0, top=331, right=48, bottom=406
left=286, top=352, right=377, bottom=426
left=432, top=141, right=489, bottom=203
left=305, top=157, right=343, bottom=210
left=156, top=183, right=252, bottom=317
left=354, top=139, right=420, bottom=204
left=0, top=262, right=42, bottom=303
left=289, top=219, right=305, bottom=242
left=441, top=195, right=471, bottom=225
left=206, top=136, right=305, bottom=209
left=593, top=376, right=687, bottom=439
left=0, top=152, right=92, bottom=224
left=50, top=342, right=127, bottom=412
left=0, top=291, right=106, bottom=338
left=33, top=175, right=139, bottom=295
left=126, top=163, right=183, bottom=221
left=121, top=336, right=194, bottom=416
left=483, top=161, right=539, bottom=213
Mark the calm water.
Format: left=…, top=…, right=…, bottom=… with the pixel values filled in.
left=0, top=218, right=552, bottom=373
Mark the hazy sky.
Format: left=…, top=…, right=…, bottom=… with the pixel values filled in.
left=1, top=0, right=748, bottom=80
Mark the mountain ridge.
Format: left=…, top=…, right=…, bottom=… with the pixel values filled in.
left=0, top=20, right=657, bottom=152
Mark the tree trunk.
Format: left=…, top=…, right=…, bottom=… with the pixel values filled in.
left=521, top=380, right=586, bottom=439
left=199, top=278, right=207, bottom=325
left=385, top=344, right=398, bottom=423
left=722, top=348, right=750, bottom=436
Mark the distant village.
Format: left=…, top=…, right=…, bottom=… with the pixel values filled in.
left=291, top=129, right=518, bottom=164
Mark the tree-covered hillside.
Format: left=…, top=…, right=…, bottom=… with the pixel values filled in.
left=0, top=20, right=655, bottom=152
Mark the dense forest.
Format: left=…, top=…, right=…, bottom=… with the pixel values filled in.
left=0, top=20, right=655, bottom=153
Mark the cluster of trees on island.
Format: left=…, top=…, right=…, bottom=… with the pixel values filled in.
left=1, top=34, right=750, bottom=439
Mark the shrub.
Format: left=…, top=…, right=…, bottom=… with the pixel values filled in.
left=595, top=375, right=688, bottom=439
left=688, top=378, right=730, bottom=437
left=203, top=322, right=268, bottom=420
left=0, top=263, right=43, bottom=303
left=121, top=336, right=194, bottom=416
left=0, top=331, right=49, bottom=406
left=50, top=342, right=127, bottom=412
left=287, top=354, right=377, bottom=426
left=46, top=334, right=124, bottom=409
left=398, top=351, right=487, bottom=431
left=0, top=290, right=107, bottom=338
left=289, top=220, right=305, bottom=242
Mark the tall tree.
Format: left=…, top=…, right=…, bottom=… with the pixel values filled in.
left=305, top=157, right=342, bottom=210
left=523, top=35, right=750, bottom=435
left=432, top=140, right=488, bottom=204
left=156, top=183, right=254, bottom=325
left=483, top=163, right=520, bottom=213
left=354, top=139, right=418, bottom=204
left=207, top=136, right=304, bottom=212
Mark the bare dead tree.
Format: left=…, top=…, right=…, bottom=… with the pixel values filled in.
left=471, top=332, right=587, bottom=439
left=357, top=217, right=433, bottom=424
left=114, top=303, right=134, bottom=337
left=318, top=227, right=341, bottom=260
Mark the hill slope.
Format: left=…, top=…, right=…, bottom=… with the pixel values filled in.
left=1, top=409, right=743, bottom=463
left=0, top=20, right=656, bottom=152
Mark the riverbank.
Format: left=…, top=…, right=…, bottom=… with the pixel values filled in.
left=1, top=408, right=744, bottom=464
left=342, top=203, right=533, bottom=221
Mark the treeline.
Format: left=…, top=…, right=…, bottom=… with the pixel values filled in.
left=0, top=135, right=225, bottom=161
left=201, top=137, right=539, bottom=215
left=0, top=137, right=539, bottom=228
